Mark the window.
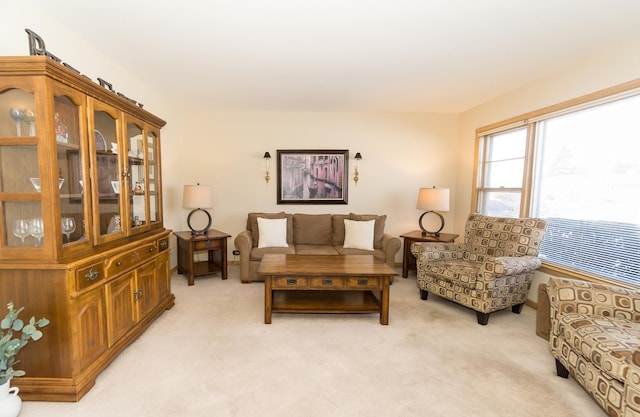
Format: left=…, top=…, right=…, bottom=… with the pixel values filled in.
left=474, top=83, right=640, bottom=286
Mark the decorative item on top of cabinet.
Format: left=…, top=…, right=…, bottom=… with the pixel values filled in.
left=0, top=55, right=173, bottom=401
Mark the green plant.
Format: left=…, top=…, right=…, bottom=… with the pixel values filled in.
left=0, top=301, right=49, bottom=385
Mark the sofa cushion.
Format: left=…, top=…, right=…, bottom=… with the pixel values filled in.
left=331, top=214, right=349, bottom=246
left=343, top=219, right=375, bottom=250
left=250, top=245, right=295, bottom=261
left=293, top=214, right=332, bottom=245
left=257, top=217, right=289, bottom=248
left=295, top=244, right=340, bottom=256
left=349, top=213, right=386, bottom=249
left=247, top=212, right=293, bottom=247
left=558, top=312, right=640, bottom=382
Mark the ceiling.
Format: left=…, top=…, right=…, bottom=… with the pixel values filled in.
left=36, top=0, right=640, bottom=113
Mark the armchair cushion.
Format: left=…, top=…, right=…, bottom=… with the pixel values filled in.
left=557, top=312, right=640, bottom=382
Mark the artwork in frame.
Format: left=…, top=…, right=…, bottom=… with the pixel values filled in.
left=277, top=149, right=349, bottom=204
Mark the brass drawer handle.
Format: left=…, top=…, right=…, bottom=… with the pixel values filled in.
left=84, top=268, right=99, bottom=281
left=286, top=279, right=297, bottom=285
left=159, top=240, right=168, bottom=249
left=357, top=279, right=368, bottom=286
left=322, top=279, right=333, bottom=285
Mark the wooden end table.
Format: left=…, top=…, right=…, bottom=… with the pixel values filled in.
left=400, top=230, right=458, bottom=278
left=258, top=254, right=398, bottom=325
left=175, top=229, right=231, bottom=285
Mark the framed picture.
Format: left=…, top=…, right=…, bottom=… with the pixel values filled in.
left=277, top=149, right=349, bottom=204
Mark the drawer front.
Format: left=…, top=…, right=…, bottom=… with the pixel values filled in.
left=75, top=262, right=105, bottom=290
left=272, top=276, right=309, bottom=289
left=158, top=237, right=169, bottom=252
left=194, top=239, right=222, bottom=251
left=310, top=277, right=345, bottom=289
left=346, top=277, right=381, bottom=289
left=106, top=243, right=156, bottom=276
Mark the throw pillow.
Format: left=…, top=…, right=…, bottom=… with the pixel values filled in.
left=257, top=217, right=289, bottom=248
left=343, top=219, right=375, bottom=251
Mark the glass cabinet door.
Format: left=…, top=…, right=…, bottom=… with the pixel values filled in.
left=0, top=87, right=45, bottom=257
left=54, top=90, right=90, bottom=253
left=89, top=100, right=124, bottom=244
left=126, top=119, right=146, bottom=232
left=146, top=129, right=161, bottom=227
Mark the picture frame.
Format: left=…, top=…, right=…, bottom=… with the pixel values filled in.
left=277, top=149, right=349, bottom=204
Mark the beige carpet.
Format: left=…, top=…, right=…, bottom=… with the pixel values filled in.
left=19, top=265, right=604, bottom=417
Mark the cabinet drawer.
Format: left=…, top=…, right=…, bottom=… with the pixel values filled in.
left=272, top=276, right=309, bottom=289
left=76, top=262, right=105, bottom=290
left=310, top=277, right=344, bottom=289
left=194, top=239, right=222, bottom=251
left=105, top=243, right=156, bottom=276
left=346, top=277, right=381, bottom=289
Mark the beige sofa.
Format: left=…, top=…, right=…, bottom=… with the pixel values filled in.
left=234, top=212, right=401, bottom=283
left=548, top=277, right=640, bottom=417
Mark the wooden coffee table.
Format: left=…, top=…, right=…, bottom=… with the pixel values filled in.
left=258, top=254, right=398, bottom=325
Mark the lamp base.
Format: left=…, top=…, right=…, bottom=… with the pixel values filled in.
left=187, top=208, right=212, bottom=235
left=418, top=211, right=444, bottom=237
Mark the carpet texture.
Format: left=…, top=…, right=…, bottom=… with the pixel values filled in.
left=20, top=265, right=604, bottom=416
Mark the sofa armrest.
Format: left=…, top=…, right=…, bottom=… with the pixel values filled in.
left=234, top=230, right=253, bottom=283
left=547, top=277, right=640, bottom=320
left=381, top=233, right=401, bottom=266
left=410, top=242, right=467, bottom=261
left=482, top=255, right=542, bottom=278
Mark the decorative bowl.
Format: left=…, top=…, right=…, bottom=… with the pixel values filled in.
left=29, top=178, right=64, bottom=192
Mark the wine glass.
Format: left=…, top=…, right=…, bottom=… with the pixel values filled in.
left=61, top=217, right=76, bottom=242
left=9, top=108, right=24, bottom=136
left=28, top=218, right=44, bottom=246
left=13, top=219, right=30, bottom=245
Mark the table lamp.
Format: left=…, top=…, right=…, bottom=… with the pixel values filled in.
left=416, top=187, right=450, bottom=236
left=183, top=184, right=214, bottom=235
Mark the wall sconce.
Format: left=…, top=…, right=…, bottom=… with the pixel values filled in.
left=182, top=183, right=214, bottom=235
left=354, top=152, right=362, bottom=184
left=263, top=152, right=271, bottom=184
left=416, top=186, right=450, bottom=236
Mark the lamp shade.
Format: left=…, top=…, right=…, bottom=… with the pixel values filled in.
left=417, top=187, right=450, bottom=211
left=182, top=185, right=214, bottom=209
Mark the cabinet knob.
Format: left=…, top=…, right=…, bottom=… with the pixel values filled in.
left=116, top=261, right=122, bottom=267
left=148, top=247, right=154, bottom=252
left=159, top=240, right=168, bottom=249
left=84, top=268, right=99, bottom=281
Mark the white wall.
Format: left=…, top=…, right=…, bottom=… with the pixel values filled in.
left=0, top=7, right=461, bottom=268
left=456, top=37, right=640, bottom=301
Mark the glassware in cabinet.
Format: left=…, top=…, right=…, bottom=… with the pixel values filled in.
left=54, top=94, right=87, bottom=246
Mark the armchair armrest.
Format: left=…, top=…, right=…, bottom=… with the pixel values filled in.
left=482, top=255, right=542, bottom=278
left=410, top=241, right=467, bottom=261
left=547, top=277, right=640, bottom=320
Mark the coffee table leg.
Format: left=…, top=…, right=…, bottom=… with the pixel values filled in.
left=380, top=276, right=390, bottom=325
left=264, top=276, right=272, bottom=324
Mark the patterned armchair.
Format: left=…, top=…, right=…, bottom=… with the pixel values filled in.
left=411, top=213, right=547, bottom=325
left=547, top=277, right=640, bottom=417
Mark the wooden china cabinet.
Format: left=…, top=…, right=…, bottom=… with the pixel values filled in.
left=0, top=56, right=174, bottom=401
